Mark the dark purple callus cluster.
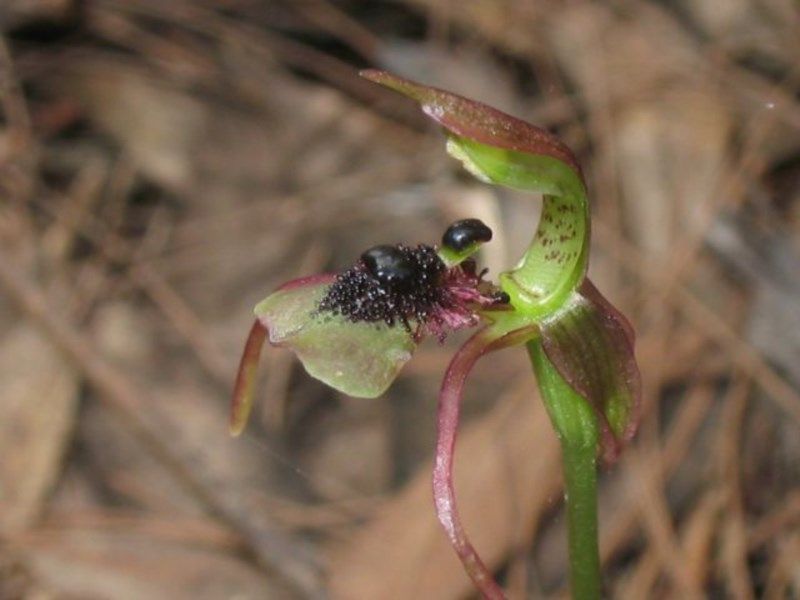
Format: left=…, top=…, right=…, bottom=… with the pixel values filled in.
left=318, top=242, right=504, bottom=341
left=318, top=244, right=445, bottom=332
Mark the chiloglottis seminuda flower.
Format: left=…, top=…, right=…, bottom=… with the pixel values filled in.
left=229, top=70, right=641, bottom=600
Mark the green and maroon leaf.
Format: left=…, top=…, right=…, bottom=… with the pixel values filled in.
left=539, top=279, right=641, bottom=463
left=255, top=274, right=417, bottom=399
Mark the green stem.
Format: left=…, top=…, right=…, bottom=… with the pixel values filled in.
left=528, top=340, right=600, bottom=600
left=561, top=429, right=600, bottom=600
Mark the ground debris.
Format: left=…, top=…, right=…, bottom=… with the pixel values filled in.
left=0, top=0, right=798, bottom=597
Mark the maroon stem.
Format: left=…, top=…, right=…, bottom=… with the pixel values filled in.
left=433, top=325, right=537, bottom=599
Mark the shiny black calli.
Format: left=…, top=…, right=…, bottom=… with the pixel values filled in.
left=492, top=290, right=511, bottom=305
left=442, top=218, right=493, bottom=251
left=360, top=244, right=420, bottom=290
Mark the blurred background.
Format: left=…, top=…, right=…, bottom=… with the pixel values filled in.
left=0, top=0, right=798, bottom=598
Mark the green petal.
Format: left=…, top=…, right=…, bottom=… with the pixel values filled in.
left=539, top=279, right=641, bottom=463
left=255, top=275, right=417, bottom=398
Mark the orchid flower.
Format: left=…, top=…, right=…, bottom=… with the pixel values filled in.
left=230, top=71, right=641, bottom=599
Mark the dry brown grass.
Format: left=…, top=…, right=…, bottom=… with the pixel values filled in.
left=1, top=1, right=799, bottom=598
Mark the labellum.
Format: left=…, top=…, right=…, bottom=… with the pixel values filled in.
left=229, top=221, right=503, bottom=435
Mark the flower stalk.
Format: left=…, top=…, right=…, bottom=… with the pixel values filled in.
left=529, top=340, right=600, bottom=598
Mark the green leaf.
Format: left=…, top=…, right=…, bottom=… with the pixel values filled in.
left=255, top=275, right=417, bottom=398
left=538, top=279, right=641, bottom=463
